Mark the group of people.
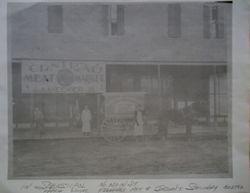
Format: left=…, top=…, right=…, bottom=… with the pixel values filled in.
left=68, top=103, right=92, bottom=134
left=133, top=104, right=194, bottom=141
left=68, top=104, right=93, bottom=135
left=32, top=105, right=92, bottom=137
left=158, top=106, right=194, bottom=140
left=32, top=103, right=193, bottom=140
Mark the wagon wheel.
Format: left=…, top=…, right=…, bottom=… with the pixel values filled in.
left=101, top=118, right=131, bottom=143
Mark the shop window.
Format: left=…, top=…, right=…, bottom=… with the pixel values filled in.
left=107, top=65, right=159, bottom=93
left=109, top=72, right=122, bottom=91
left=168, top=4, right=181, bottom=38
left=161, top=75, right=173, bottom=96
left=203, top=4, right=224, bottom=39
left=47, top=5, right=63, bottom=33
left=209, top=71, right=227, bottom=123
left=141, top=76, right=151, bottom=92
left=141, top=76, right=158, bottom=93
left=122, top=74, right=134, bottom=91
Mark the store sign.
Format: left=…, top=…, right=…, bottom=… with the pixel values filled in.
left=21, top=60, right=105, bottom=93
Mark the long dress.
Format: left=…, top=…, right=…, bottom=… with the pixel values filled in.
left=134, top=110, right=144, bottom=136
left=81, top=109, right=91, bottom=133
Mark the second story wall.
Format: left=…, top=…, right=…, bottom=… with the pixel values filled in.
left=8, top=2, right=232, bottom=62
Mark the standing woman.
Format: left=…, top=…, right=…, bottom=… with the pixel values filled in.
left=81, top=105, right=92, bottom=136
left=134, top=105, right=144, bottom=139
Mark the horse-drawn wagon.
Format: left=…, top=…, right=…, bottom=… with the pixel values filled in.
left=101, top=92, right=146, bottom=142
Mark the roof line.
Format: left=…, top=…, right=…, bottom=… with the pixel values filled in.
left=12, top=58, right=228, bottom=64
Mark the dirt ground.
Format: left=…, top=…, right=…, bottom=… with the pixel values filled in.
left=12, top=136, right=230, bottom=178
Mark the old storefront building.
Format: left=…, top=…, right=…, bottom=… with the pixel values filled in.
left=9, top=2, right=231, bottom=138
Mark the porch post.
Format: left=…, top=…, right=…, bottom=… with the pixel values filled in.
left=157, top=64, right=162, bottom=110
left=213, top=65, right=217, bottom=125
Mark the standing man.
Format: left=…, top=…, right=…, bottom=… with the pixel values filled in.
left=69, top=103, right=74, bottom=129
left=159, top=108, right=170, bottom=140
left=81, top=105, right=92, bottom=136
left=183, top=105, right=193, bottom=141
left=33, top=107, right=44, bottom=138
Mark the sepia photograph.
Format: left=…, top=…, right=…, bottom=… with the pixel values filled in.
left=8, top=1, right=232, bottom=178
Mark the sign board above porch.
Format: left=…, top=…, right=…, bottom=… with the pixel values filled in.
left=21, top=60, right=106, bottom=93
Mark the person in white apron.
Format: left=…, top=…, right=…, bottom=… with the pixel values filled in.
left=81, top=105, right=92, bottom=136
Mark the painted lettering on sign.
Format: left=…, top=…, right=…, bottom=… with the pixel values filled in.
left=21, top=60, right=106, bottom=93
left=104, top=92, right=145, bottom=118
